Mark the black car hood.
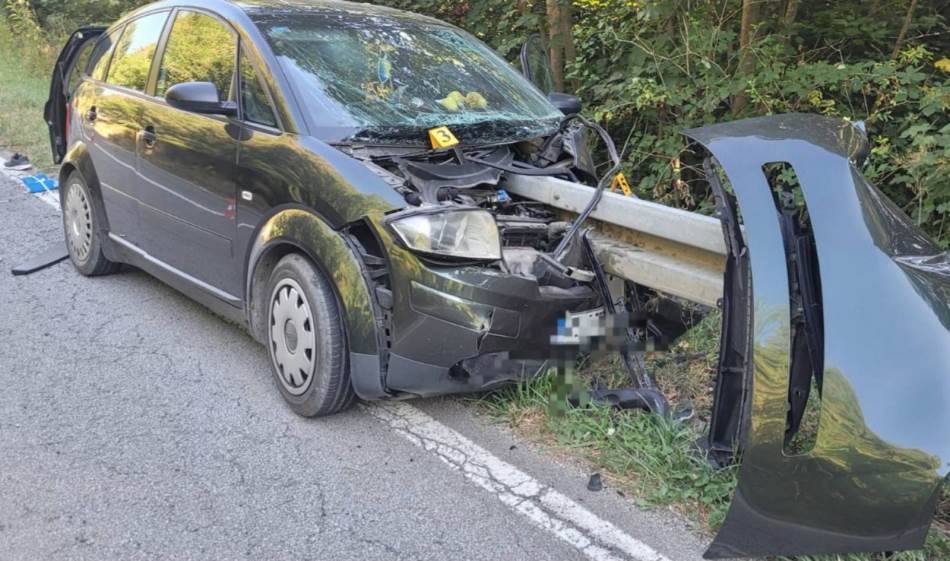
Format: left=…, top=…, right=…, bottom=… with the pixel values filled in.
left=684, top=114, right=949, bottom=558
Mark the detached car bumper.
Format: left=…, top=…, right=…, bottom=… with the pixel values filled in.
left=685, top=114, right=950, bottom=559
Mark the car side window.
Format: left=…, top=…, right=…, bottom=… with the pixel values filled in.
left=155, top=11, right=237, bottom=101
left=67, top=41, right=96, bottom=95
left=239, top=48, right=278, bottom=128
left=106, top=12, right=170, bottom=92
left=88, top=31, right=119, bottom=82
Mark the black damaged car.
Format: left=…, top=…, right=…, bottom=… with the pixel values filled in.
left=45, top=0, right=601, bottom=417
left=45, top=1, right=950, bottom=559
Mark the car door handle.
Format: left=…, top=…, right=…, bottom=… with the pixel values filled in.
left=142, top=126, right=158, bottom=148
left=85, top=107, right=97, bottom=122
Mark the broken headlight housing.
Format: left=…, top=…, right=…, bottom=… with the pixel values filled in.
left=388, top=208, right=502, bottom=261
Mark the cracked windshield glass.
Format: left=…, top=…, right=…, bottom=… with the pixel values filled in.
left=254, top=12, right=563, bottom=144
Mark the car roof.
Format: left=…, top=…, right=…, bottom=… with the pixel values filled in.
left=232, top=0, right=445, bottom=25
left=117, top=0, right=447, bottom=33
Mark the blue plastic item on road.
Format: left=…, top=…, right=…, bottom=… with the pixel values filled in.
left=21, top=174, right=58, bottom=194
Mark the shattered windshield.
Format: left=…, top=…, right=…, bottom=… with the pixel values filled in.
left=253, top=11, right=563, bottom=145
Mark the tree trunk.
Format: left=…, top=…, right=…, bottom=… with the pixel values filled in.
left=891, top=0, right=918, bottom=59
left=782, top=0, right=799, bottom=34
left=546, top=0, right=565, bottom=91
left=779, top=0, right=800, bottom=51
left=559, top=0, right=577, bottom=90
left=732, top=0, right=763, bottom=115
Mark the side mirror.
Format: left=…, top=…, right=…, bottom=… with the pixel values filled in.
left=521, top=35, right=583, bottom=115
left=165, top=82, right=237, bottom=116
left=547, top=92, right=583, bottom=115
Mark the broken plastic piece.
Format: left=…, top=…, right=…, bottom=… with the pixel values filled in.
left=11, top=243, right=69, bottom=276
left=569, top=388, right=670, bottom=417
left=587, top=473, right=603, bottom=492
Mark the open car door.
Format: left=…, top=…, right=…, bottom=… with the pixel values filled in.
left=44, top=26, right=105, bottom=164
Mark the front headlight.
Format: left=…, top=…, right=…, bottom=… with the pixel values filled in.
left=389, top=208, right=502, bottom=261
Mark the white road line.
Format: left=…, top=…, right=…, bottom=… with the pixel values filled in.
left=365, top=401, right=671, bottom=561
left=35, top=189, right=60, bottom=209
left=3, top=166, right=675, bottom=561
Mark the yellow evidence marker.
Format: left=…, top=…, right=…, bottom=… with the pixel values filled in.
left=610, top=172, right=634, bottom=197
left=429, top=126, right=459, bottom=149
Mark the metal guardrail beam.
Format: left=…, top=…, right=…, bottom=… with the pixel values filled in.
left=505, top=175, right=727, bottom=307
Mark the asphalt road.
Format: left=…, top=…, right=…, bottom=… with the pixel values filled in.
left=0, top=170, right=711, bottom=561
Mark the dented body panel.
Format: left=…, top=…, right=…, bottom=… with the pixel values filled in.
left=685, top=114, right=950, bottom=558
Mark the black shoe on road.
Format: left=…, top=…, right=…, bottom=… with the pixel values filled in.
left=3, top=153, right=32, bottom=171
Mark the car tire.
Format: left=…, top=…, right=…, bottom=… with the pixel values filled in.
left=61, top=172, right=120, bottom=276
left=265, top=253, right=356, bottom=417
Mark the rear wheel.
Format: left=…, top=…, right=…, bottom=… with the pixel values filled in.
left=265, top=254, right=355, bottom=417
left=61, top=172, right=119, bottom=276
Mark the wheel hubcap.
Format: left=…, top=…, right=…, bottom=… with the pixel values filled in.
left=64, top=183, right=93, bottom=263
left=269, top=279, right=316, bottom=396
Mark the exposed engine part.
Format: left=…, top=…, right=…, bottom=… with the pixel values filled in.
left=394, top=147, right=513, bottom=204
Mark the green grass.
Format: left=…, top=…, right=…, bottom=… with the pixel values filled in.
left=479, top=376, right=739, bottom=527
left=0, top=22, right=57, bottom=171
left=473, top=309, right=950, bottom=561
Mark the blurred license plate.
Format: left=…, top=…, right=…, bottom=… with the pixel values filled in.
left=551, top=307, right=606, bottom=345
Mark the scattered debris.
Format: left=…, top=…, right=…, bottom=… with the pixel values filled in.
left=587, top=473, right=603, bottom=492
left=11, top=243, right=69, bottom=276
left=20, top=173, right=57, bottom=194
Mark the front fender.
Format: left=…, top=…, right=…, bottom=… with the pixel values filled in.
left=245, top=208, right=388, bottom=400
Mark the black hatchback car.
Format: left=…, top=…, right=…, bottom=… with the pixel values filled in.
left=45, top=0, right=607, bottom=417
left=43, top=1, right=950, bottom=558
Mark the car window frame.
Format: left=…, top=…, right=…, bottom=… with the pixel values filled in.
left=236, top=39, right=284, bottom=135
left=85, top=26, right=124, bottom=84
left=82, top=26, right=118, bottom=81
left=65, top=38, right=98, bottom=97
left=148, top=8, right=240, bottom=104
left=103, top=9, right=173, bottom=96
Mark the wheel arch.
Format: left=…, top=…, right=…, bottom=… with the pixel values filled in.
left=58, top=143, right=105, bottom=220
left=244, top=207, right=389, bottom=400
left=58, top=143, right=122, bottom=263
left=59, top=142, right=100, bottom=197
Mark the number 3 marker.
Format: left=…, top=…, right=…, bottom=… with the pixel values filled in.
left=429, top=126, right=459, bottom=149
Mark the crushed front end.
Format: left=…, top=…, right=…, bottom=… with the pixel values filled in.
left=343, top=131, right=609, bottom=398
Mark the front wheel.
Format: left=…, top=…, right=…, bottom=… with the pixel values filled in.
left=61, top=172, right=120, bottom=276
left=265, top=254, right=355, bottom=417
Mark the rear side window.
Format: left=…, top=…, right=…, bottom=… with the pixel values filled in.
left=155, top=11, right=237, bottom=100
left=239, top=48, right=278, bottom=128
left=67, top=40, right=96, bottom=95
left=107, top=11, right=169, bottom=92
left=88, top=32, right=118, bottom=81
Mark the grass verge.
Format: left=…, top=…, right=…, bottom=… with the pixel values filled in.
left=0, top=22, right=57, bottom=171
left=474, top=309, right=950, bottom=561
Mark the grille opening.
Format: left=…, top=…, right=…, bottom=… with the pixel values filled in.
left=763, top=162, right=825, bottom=456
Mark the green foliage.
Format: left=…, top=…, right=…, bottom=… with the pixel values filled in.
left=373, top=0, right=950, bottom=247
left=2, top=0, right=946, bottom=244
